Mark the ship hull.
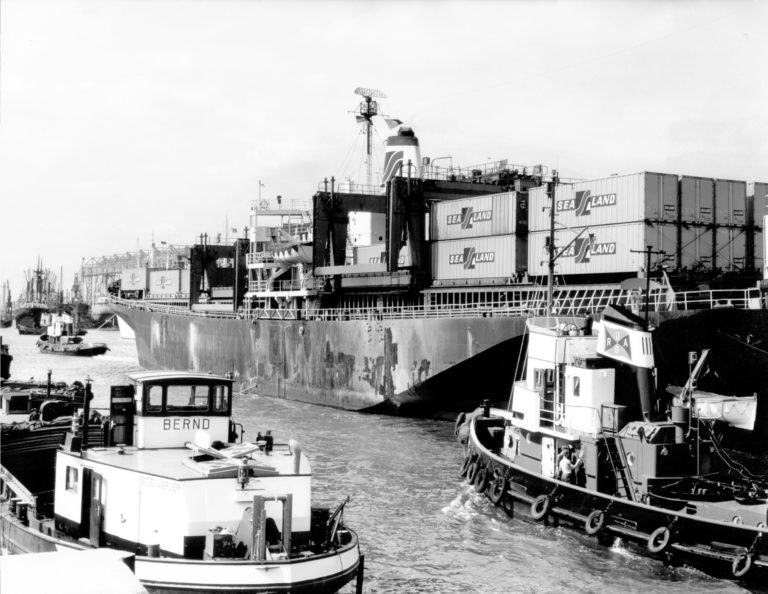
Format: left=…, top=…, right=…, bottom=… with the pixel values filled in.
left=112, top=302, right=530, bottom=418
left=111, top=302, right=768, bottom=426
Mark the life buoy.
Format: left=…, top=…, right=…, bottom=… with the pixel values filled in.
left=459, top=455, right=473, bottom=479
left=647, top=526, right=672, bottom=554
left=488, top=475, right=507, bottom=505
left=531, top=495, right=551, bottom=521
left=474, top=467, right=490, bottom=493
left=584, top=510, right=606, bottom=535
left=466, top=462, right=480, bottom=485
left=732, top=552, right=752, bottom=578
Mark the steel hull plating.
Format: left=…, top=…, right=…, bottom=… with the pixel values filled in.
left=112, top=303, right=530, bottom=417
left=112, top=302, right=768, bottom=423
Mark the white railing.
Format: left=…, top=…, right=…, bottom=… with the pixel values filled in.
left=248, top=279, right=314, bottom=293
left=110, top=285, right=764, bottom=323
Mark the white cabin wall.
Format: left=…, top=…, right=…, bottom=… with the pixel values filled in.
left=563, top=366, right=615, bottom=434
left=136, top=417, right=230, bottom=448
left=54, top=455, right=83, bottom=524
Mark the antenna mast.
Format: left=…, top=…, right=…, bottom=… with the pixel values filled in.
left=354, top=87, right=387, bottom=187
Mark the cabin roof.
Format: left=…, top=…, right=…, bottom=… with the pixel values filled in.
left=128, top=371, right=233, bottom=384
left=64, top=443, right=303, bottom=480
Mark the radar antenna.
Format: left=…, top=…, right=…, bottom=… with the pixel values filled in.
left=354, top=87, right=387, bottom=186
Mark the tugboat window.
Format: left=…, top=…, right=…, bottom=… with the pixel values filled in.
left=147, top=386, right=163, bottom=412
left=65, top=466, right=78, bottom=492
left=573, top=376, right=580, bottom=397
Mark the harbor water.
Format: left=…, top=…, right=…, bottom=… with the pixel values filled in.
left=0, top=328, right=750, bottom=593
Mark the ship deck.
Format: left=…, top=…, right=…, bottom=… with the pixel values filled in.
left=65, top=443, right=303, bottom=481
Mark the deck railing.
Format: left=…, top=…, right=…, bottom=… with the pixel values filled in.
left=110, top=285, right=764, bottom=323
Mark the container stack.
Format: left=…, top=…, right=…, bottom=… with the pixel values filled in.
left=748, top=182, right=768, bottom=275
left=527, top=172, right=678, bottom=279
left=430, top=191, right=528, bottom=284
left=680, top=177, right=749, bottom=273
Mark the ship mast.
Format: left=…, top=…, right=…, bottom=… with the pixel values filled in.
left=354, top=87, right=387, bottom=187
left=547, top=170, right=559, bottom=313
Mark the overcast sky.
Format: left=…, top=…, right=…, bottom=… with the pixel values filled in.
left=1, top=0, right=766, bottom=298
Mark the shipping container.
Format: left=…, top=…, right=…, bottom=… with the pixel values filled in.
left=120, top=268, right=148, bottom=291
left=748, top=182, right=768, bottom=226
left=354, top=243, right=411, bottom=266
left=714, top=179, right=747, bottom=226
left=528, top=172, right=678, bottom=232
left=680, top=226, right=716, bottom=271
left=715, top=227, right=748, bottom=271
left=431, top=191, right=525, bottom=240
left=431, top=235, right=525, bottom=280
left=148, top=269, right=181, bottom=295
left=680, top=176, right=714, bottom=225
left=527, top=222, right=672, bottom=277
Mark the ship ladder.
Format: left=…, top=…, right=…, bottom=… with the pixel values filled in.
left=603, top=436, right=636, bottom=502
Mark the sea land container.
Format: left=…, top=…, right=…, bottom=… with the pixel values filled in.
left=715, top=227, right=747, bottom=271
left=354, top=243, right=411, bottom=266
left=748, top=182, right=768, bottom=226
left=432, top=235, right=526, bottom=281
left=431, top=191, right=526, bottom=240
left=527, top=222, right=674, bottom=277
left=680, top=226, right=714, bottom=271
left=528, top=172, right=678, bottom=232
left=680, top=176, right=715, bottom=225
left=120, top=268, right=148, bottom=291
left=714, top=179, right=747, bottom=226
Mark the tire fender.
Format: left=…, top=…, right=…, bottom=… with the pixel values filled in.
left=647, top=526, right=672, bottom=554
left=459, top=455, right=473, bottom=479
left=531, top=495, right=551, bottom=521
left=488, top=475, right=507, bottom=505
left=732, top=553, right=752, bottom=579
left=466, top=461, right=479, bottom=485
left=584, top=510, right=606, bottom=536
left=473, top=467, right=490, bottom=493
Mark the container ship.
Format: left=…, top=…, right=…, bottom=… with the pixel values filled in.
left=111, top=92, right=768, bottom=432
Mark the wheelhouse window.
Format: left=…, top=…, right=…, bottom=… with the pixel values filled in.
left=147, top=386, right=163, bottom=412
left=213, top=385, right=228, bottom=413
left=65, top=466, right=78, bottom=492
left=167, top=385, right=209, bottom=412
left=573, top=376, right=581, bottom=397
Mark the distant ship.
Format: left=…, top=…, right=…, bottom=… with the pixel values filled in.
left=14, top=260, right=58, bottom=335
left=111, top=91, right=768, bottom=427
left=1, top=281, right=12, bottom=328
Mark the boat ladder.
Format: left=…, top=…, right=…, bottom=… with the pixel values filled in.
left=602, top=436, right=636, bottom=501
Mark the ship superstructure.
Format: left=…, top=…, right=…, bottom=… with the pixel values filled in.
left=109, top=91, right=768, bottom=423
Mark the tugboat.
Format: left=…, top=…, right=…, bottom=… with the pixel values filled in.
left=0, top=371, right=362, bottom=593
left=457, top=304, right=768, bottom=583
left=35, top=313, right=109, bottom=357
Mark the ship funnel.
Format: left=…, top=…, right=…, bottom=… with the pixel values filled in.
left=383, top=125, right=422, bottom=184
left=596, top=304, right=656, bottom=421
